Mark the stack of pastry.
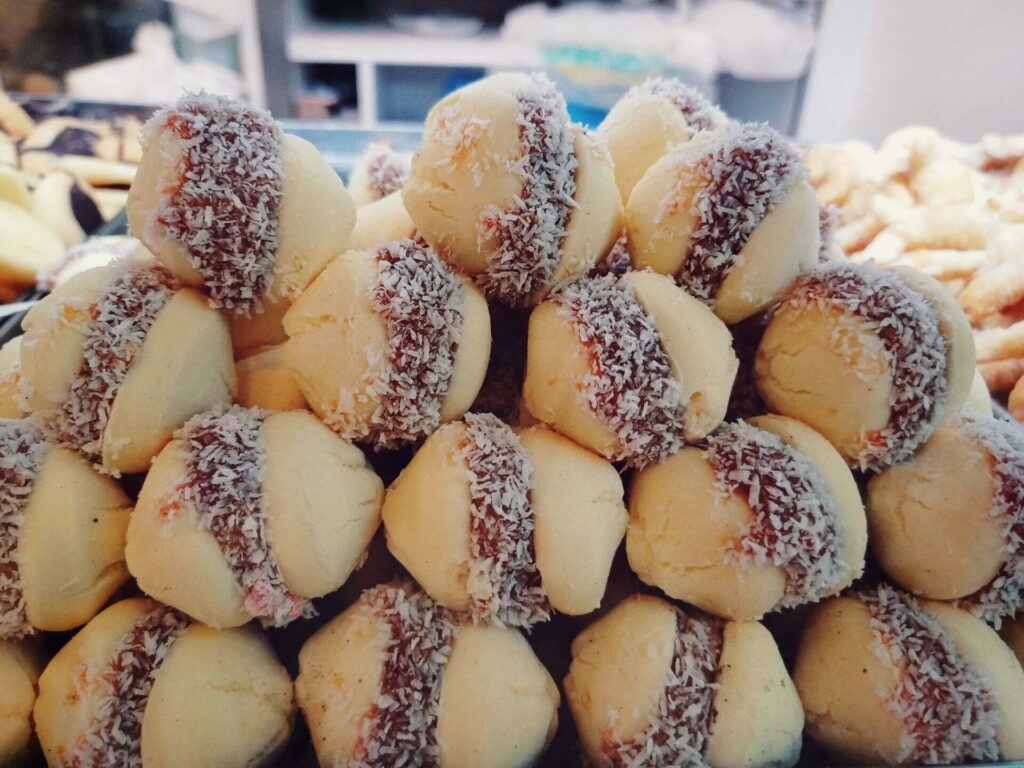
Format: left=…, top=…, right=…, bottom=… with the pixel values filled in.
left=3, top=72, right=1024, bottom=768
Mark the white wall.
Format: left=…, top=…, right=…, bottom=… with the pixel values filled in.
left=798, top=0, right=1024, bottom=144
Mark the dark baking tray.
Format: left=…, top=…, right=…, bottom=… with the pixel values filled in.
left=4, top=217, right=1024, bottom=768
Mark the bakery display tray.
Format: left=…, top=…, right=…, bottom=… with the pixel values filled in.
left=2, top=118, right=1021, bottom=768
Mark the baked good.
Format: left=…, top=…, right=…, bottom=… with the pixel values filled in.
left=0, top=639, right=44, bottom=766
left=348, top=140, right=411, bottom=206
left=756, top=261, right=975, bottom=469
left=867, top=410, right=1024, bottom=624
left=0, top=166, right=31, bottom=208
left=236, top=345, right=307, bottom=411
left=967, top=367, right=994, bottom=415
left=295, top=582, right=559, bottom=768
left=0, top=200, right=65, bottom=288
left=127, top=405, right=383, bottom=629
left=598, top=77, right=727, bottom=202
left=128, top=92, right=356, bottom=318
left=20, top=257, right=236, bottom=475
left=18, top=117, right=120, bottom=171
left=31, top=171, right=104, bottom=247
left=795, top=585, right=1024, bottom=765
left=283, top=238, right=490, bottom=448
left=383, top=414, right=626, bottom=627
left=0, top=338, right=24, bottom=419
left=523, top=270, right=737, bottom=467
left=627, top=122, right=819, bottom=323
left=1, top=418, right=131, bottom=638
left=93, top=188, right=129, bottom=222
left=627, top=415, right=867, bottom=619
left=348, top=191, right=416, bottom=252
left=34, top=598, right=294, bottom=768
left=37, top=236, right=143, bottom=291
left=0, top=92, right=34, bottom=141
left=0, top=133, right=17, bottom=168
left=403, top=72, right=621, bottom=306
left=564, top=593, right=802, bottom=768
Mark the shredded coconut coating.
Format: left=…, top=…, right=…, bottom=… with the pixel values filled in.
left=605, top=608, right=722, bottom=768
left=361, top=141, right=411, bottom=200
left=170, top=405, right=314, bottom=627
left=552, top=275, right=684, bottom=469
left=330, top=239, right=463, bottom=450
left=354, top=584, right=456, bottom=768
left=456, top=413, right=548, bottom=628
left=861, top=585, right=1000, bottom=765
left=55, top=260, right=177, bottom=470
left=0, top=419, right=48, bottom=639
left=671, top=123, right=803, bottom=303
left=592, top=233, right=634, bottom=278
left=629, top=77, right=720, bottom=133
left=64, top=605, right=189, bottom=768
left=478, top=73, right=578, bottom=306
left=954, top=412, right=1024, bottom=628
left=784, top=262, right=949, bottom=470
left=144, top=91, right=284, bottom=315
left=818, top=204, right=840, bottom=262
left=706, top=421, right=846, bottom=609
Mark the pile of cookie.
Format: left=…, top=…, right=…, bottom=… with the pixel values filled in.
left=3, top=75, right=1024, bottom=768
left=806, top=126, right=1024, bottom=423
left=0, top=89, right=142, bottom=301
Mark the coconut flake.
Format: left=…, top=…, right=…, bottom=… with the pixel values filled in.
left=818, top=204, right=841, bottom=262
left=861, top=584, right=999, bottom=765
left=143, top=91, right=284, bottom=315
left=456, top=413, right=548, bottom=628
left=605, top=608, right=722, bottom=768
left=0, top=419, right=48, bottom=639
left=628, top=77, right=720, bottom=133
left=65, top=605, right=189, bottom=768
left=669, top=123, right=803, bottom=303
left=592, top=232, right=634, bottom=278
left=552, top=274, right=684, bottom=469
left=360, top=141, right=411, bottom=200
left=169, top=404, right=314, bottom=627
left=784, top=261, right=949, bottom=470
left=53, top=259, right=177, bottom=471
left=354, top=584, right=456, bottom=768
left=328, top=239, right=463, bottom=449
left=705, top=421, right=847, bottom=609
left=954, top=412, right=1024, bottom=627
left=477, top=73, right=578, bottom=306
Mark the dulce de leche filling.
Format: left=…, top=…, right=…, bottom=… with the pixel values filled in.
left=478, top=73, right=578, bottom=306
left=604, top=608, right=723, bottom=768
left=144, top=92, right=284, bottom=315
left=64, top=605, right=189, bottom=768
left=552, top=274, right=684, bottom=469
left=954, top=411, right=1024, bottom=627
left=456, top=413, right=548, bottom=628
left=354, top=584, right=456, bottom=768
left=705, top=421, right=846, bottom=610
left=0, top=419, right=48, bottom=639
left=168, top=405, right=313, bottom=627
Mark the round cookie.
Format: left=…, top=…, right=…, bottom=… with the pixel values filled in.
left=523, top=270, right=737, bottom=468
left=564, top=593, right=803, bottom=768
left=236, top=345, right=307, bottom=411
left=627, top=122, right=819, bottom=324
left=383, top=414, right=626, bottom=627
left=127, top=405, right=383, bottom=629
left=295, top=582, right=559, bottom=768
left=627, top=416, right=867, bottom=619
left=284, top=238, right=490, bottom=448
left=0, top=200, right=65, bottom=288
left=0, top=639, right=44, bottom=766
left=0, top=337, right=24, bottom=419
left=966, top=368, right=993, bottom=415
left=31, top=171, right=104, bottom=247
left=795, top=585, right=1024, bottom=765
left=34, top=598, right=294, bottom=768
left=403, top=72, right=621, bottom=306
left=1, top=418, right=131, bottom=638
left=20, top=258, right=236, bottom=475
left=128, top=91, right=356, bottom=316
left=755, top=261, right=974, bottom=470
left=348, top=140, right=411, bottom=206
left=349, top=191, right=416, bottom=251
left=37, top=235, right=144, bottom=291
left=867, top=411, right=1024, bottom=624
left=598, top=76, right=727, bottom=202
